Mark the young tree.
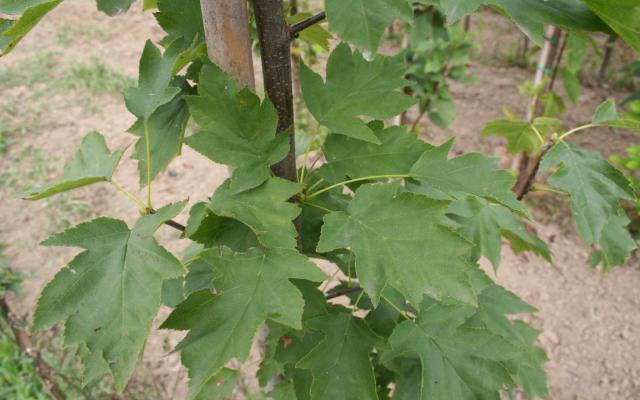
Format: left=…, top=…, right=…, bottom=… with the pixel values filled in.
left=3, top=0, right=640, bottom=399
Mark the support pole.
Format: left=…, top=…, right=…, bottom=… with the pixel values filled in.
left=199, top=0, right=256, bottom=90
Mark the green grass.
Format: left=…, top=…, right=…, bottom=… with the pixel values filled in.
left=60, top=59, right=134, bottom=95
left=55, top=23, right=109, bottom=46
left=0, top=52, right=60, bottom=89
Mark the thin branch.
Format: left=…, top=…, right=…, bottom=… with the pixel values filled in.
left=514, top=142, right=553, bottom=200
left=326, top=286, right=361, bottom=300
left=289, top=11, right=326, bottom=38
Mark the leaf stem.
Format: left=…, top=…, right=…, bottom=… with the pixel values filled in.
left=557, top=123, right=596, bottom=142
left=109, top=181, right=147, bottom=210
left=306, top=174, right=409, bottom=200
left=352, top=290, right=365, bottom=314
left=302, top=201, right=335, bottom=213
left=531, top=184, right=570, bottom=196
left=531, top=124, right=545, bottom=146
left=144, top=119, right=153, bottom=209
left=305, top=177, right=325, bottom=194
left=381, top=294, right=411, bottom=321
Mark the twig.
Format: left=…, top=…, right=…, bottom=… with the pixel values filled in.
left=326, top=286, right=361, bottom=300
left=514, top=142, right=554, bottom=200
left=289, top=11, right=326, bottom=38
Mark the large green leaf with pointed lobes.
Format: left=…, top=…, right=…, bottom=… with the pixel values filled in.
left=317, top=183, right=476, bottom=307
left=96, top=0, right=134, bottom=15
left=300, top=43, right=415, bottom=144
left=381, top=299, right=526, bottom=399
left=0, top=0, right=62, bottom=56
left=325, top=0, right=413, bottom=52
left=185, top=62, right=290, bottom=193
left=481, top=117, right=562, bottom=155
left=409, top=139, right=524, bottom=213
left=590, top=99, right=640, bottom=131
left=438, top=0, right=609, bottom=46
left=129, top=77, right=193, bottom=186
left=208, top=178, right=302, bottom=250
left=296, top=313, right=384, bottom=400
left=161, top=248, right=325, bottom=399
left=32, top=202, right=186, bottom=390
left=125, top=40, right=182, bottom=120
left=541, top=141, right=637, bottom=269
left=464, top=269, right=549, bottom=399
left=448, top=195, right=551, bottom=270
left=155, top=0, right=204, bottom=45
left=319, top=121, right=432, bottom=183
left=583, top=0, right=640, bottom=52
left=22, top=132, right=125, bottom=200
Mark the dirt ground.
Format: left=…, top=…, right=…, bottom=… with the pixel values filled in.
left=0, top=1, right=639, bottom=399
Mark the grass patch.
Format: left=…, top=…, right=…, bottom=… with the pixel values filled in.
left=60, top=59, right=133, bottom=95
left=0, top=52, right=60, bottom=89
left=55, top=23, right=109, bottom=46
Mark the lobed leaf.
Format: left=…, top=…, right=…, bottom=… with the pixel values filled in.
left=448, top=195, right=551, bottom=270
left=481, top=117, right=561, bottom=155
left=297, top=313, right=384, bottom=400
left=208, top=178, right=302, bottom=250
left=325, top=0, right=413, bottom=52
left=409, top=139, right=525, bottom=213
left=23, top=132, right=125, bottom=200
left=124, top=39, right=182, bottom=120
left=33, top=202, right=187, bottom=390
left=541, top=142, right=637, bottom=269
left=300, top=43, right=415, bottom=144
left=319, top=121, right=431, bottom=183
left=161, top=248, right=325, bottom=399
left=185, top=63, right=290, bottom=193
left=0, top=0, right=63, bottom=57
left=317, top=183, right=476, bottom=307
left=583, top=0, right=640, bottom=52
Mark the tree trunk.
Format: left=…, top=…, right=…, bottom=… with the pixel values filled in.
left=199, top=0, right=256, bottom=90
left=252, top=0, right=298, bottom=184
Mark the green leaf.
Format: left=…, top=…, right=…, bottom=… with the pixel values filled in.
left=129, top=77, right=193, bottom=186
left=300, top=43, right=415, bottom=144
left=317, top=183, right=476, bottom=307
left=185, top=202, right=259, bottom=252
left=0, top=0, right=62, bottom=56
left=427, top=94, right=457, bottom=130
left=592, top=99, right=618, bottom=123
left=481, top=118, right=561, bottom=154
left=382, top=299, right=525, bottom=399
left=208, top=178, right=301, bottom=250
left=583, top=0, right=640, bottom=52
left=32, top=202, right=186, bottom=390
left=409, top=139, right=524, bottom=212
left=125, top=40, right=182, bottom=120
left=96, top=0, right=135, bottom=16
left=325, top=0, right=412, bottom=52
left=23, top=132, right=125, bottom=200
left=438, top=0, right=609, bottom=46
left=319, top=121, right=431, bottom=183
left=269, top=382, right=298, bottom=400
left=185, top=63, right=290, bottom=193
left=448, top=196, right=551, bottom=270
left=193, top=369, right=238, bottom=400
left=541, top=142, right=637, bottom=269
left=297, top=313, right=383, bottom=400
left=161, top=248, right=325, bottom=399
left=588, top=100, right=640, bottom=132
left=155, top=0, right=204, bottom=45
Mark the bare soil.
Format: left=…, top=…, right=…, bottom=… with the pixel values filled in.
left=0, top=2, right=638, bottom=399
